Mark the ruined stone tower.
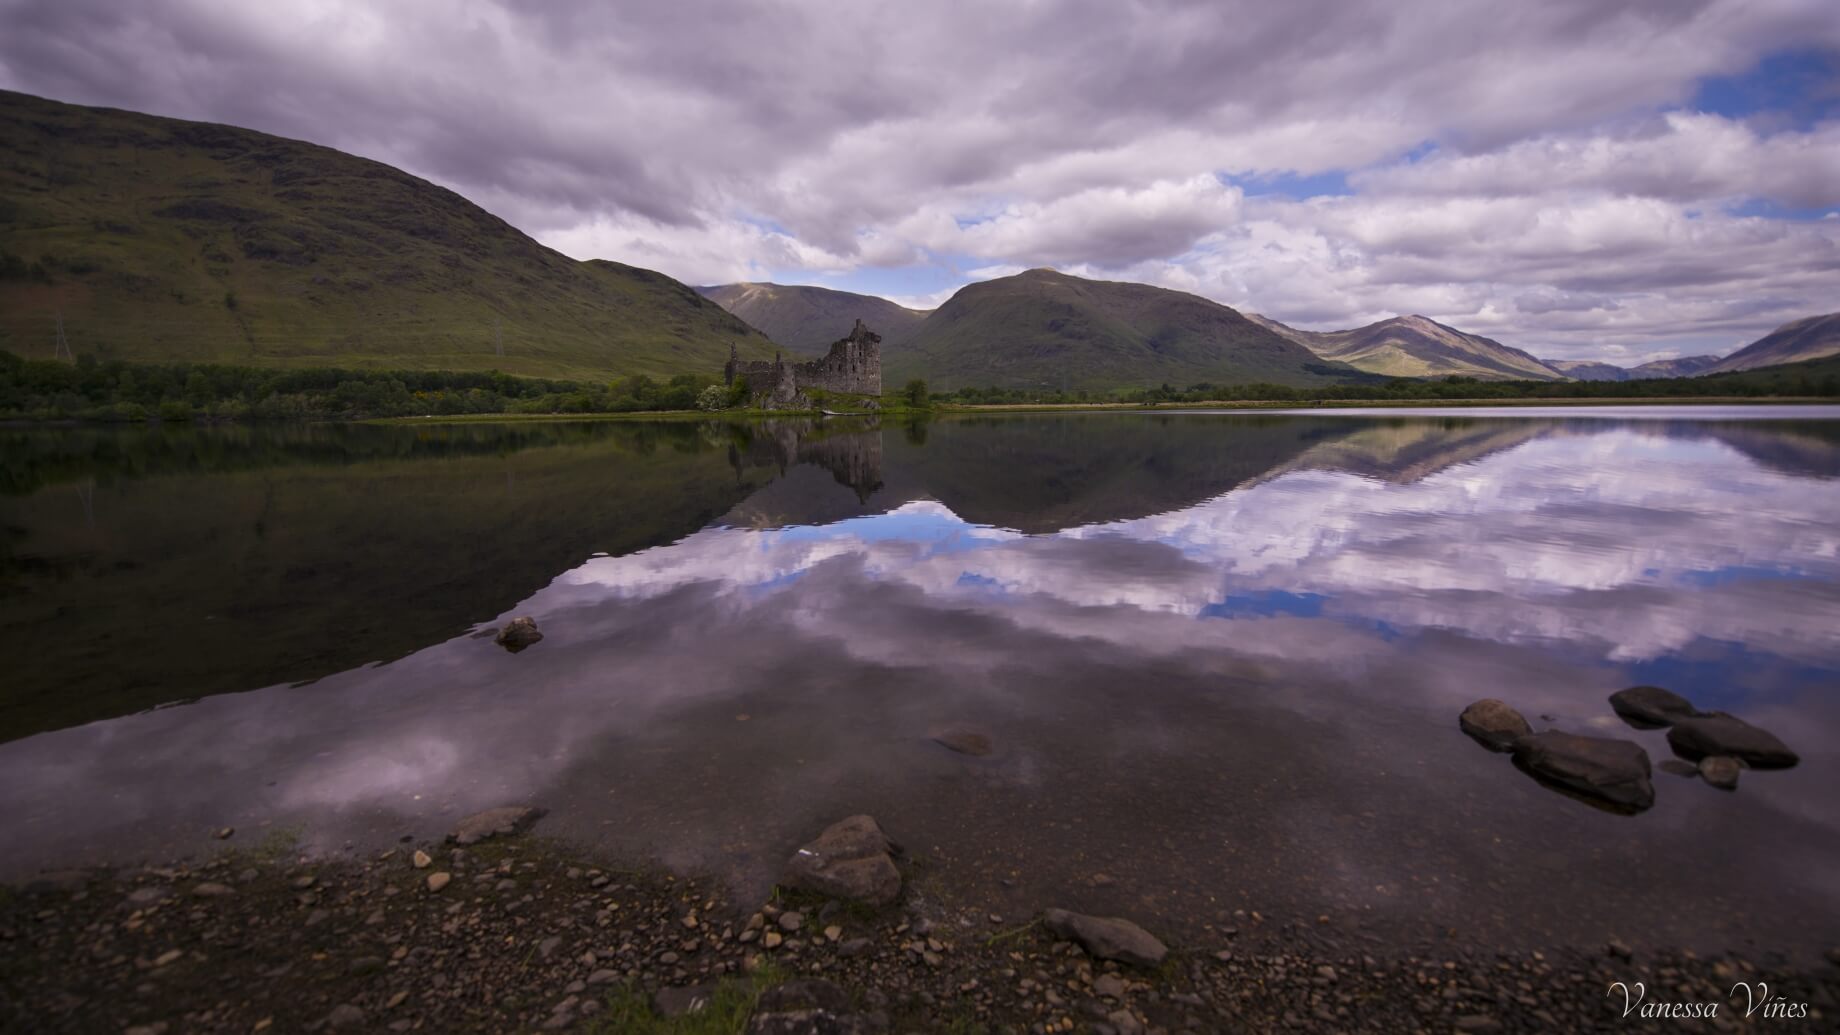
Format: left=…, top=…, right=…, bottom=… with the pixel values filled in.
left=724, top=320, right=883, bottom=407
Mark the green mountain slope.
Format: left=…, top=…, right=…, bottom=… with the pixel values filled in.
left=1707, top=313, right=1840, bottom=373
left=700, top=282, right=928, bottom=355
left=0, top=90, right=774, bottom=379
left=888, top=268, right=1362, bottom=391
left=1250, top=312, right=1563, bottom=381
left=1633, top=355, right=1721, bottom=378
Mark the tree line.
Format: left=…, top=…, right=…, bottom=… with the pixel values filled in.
left=0, top=351, right=748, bottom=421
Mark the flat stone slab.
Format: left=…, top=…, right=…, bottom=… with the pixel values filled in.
left=1609, top=685, right=1703, bottom=728
left=448, top=806, right=546, bottom=845
left=1041, top=907, right=1168, bottom=967
left=783, top=815, right=902, bottom=906
left=1667, top=714, right=1798, bottom=769
left=1458, top=699, right=1530, bottom=752
left=1511, top=731, right=1654, bottom=813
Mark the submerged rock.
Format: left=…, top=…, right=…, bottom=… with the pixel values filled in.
left=930, top=728, right=994, bottom=757
left=1608, top=685, right=1703, bottom=729
left=1458, top=699, right=1531, bottom=752
left=1510, top=731, right=1655, bottom=813
left=449, top=806, right=546, bottom=845
left=1041, top=908, right=1168, bottom=967
left=1667, top=714, right=1799, bottom=769
left=495, top=616, right=543, bottom=653
left=783, top=815, right=902, bottom=906
left=1656, top=759, right=1700, bottom=778
left=1698, top=755, right=1741, bottom=791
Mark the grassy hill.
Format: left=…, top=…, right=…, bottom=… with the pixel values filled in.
left=1708, top=313, right=1840, bottom=373
left=699, top=282, right=928, bottom=355
left=0, top=90, right=775, bottom=379
left=1250, top=313, right=1563, bottom=381
left=887, top=268, right=1364, bottom=391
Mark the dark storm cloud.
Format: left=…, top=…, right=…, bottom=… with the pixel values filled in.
left=1, top=0, right=1836, bottom=359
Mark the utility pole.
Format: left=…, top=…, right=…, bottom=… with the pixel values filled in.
left=54, top=309, right=73, bottom=362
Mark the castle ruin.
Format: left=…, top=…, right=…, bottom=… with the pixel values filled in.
left=725, top=319, right=883, bottom=409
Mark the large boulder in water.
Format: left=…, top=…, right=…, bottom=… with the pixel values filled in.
left=1041, top=908, right=1168, bottom=967
left=1459, top=699, right=1531, bottom=752
left=1608, top=686, right=1702, bottom=728
left=1667, top=714, right=1798, bottom=769
left=783, top=815, right=903, bottom=906
left=1510, top=731, right=1655, bottom=813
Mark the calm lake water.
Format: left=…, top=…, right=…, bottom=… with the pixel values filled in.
left=3, top=408, right=1838, bottom=959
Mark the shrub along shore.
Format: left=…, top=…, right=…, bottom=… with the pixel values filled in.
left=4, top=349, right=1838, bottom=424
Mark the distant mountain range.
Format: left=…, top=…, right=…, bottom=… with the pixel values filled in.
left=1706, top=313, right=1840, bottom=373
left=1247, top=312, right=1563, bottom=381
left=1543, top=356, right=1722, bottom=382
left=697, top=283, right=927, bottom=355
left=7, top=89, right=1836, bottom=392
left=0, top=90, right=776, bottom=379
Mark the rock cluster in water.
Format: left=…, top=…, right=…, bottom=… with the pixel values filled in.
left=1459, top=685, right=1798, bottom=810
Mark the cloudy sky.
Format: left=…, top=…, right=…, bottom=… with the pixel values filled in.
left=2, top=0, right=1838, bottom=362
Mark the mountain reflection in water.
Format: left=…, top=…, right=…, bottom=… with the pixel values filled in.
left=1, top=409, right=1837, bottom=959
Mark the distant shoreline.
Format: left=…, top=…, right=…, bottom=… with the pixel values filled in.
left=356, top=395, right=1835, bottom=425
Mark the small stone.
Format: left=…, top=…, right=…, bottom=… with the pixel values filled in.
left=1106, top=1008, right=1145, bottom=1035
left=495, top=616, right=544, bottom=653
left=411, top=850, right=431, bottom=869
left=127, top=885, right=172, bottom=907
left=1094, top=974, right=1126, bottom=997
left=1608, top=686, right=1702, bottom=728
left=538, top=936, right=562, bottom=958
left=291, top=875, right=316, bottom=890
left=763, top=931, right=783, bottom=949
left=426, top=872, right=452, bottom=893
left=1454, top=1015, right=1502, bottom=1033
left=1315, top=964, right=1337, bottom=982
left=191, top=882, right=233, bottom=898
left=1458, top=699, right=1531, bottom=752
left=778, top=911, right=804, bottom=932
left=1607, top=939, right=1633, bottom=960
left=385, top=991, right=409, bottom=1009
left=213, top=827, right=235, bottom=840
left=327, top=1004, right=365, bottom=1029
left=824, top=924, right=842, bottom=942
left=152, top=948, right=183, bottom=968
left=1698, top=755, right=1741, bottom=790
left=586, top=968, right=620, bottom=985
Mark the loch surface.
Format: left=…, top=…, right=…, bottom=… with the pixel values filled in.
left=3, top=408, right=1837, bottom=959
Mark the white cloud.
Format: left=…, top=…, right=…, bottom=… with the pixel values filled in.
left=4, top=0, right=1838, bottom=359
